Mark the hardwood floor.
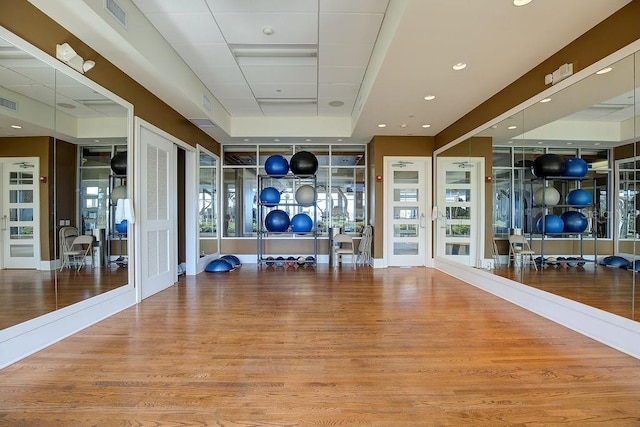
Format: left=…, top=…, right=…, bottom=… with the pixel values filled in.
left=1, top=265, right=639, bottom=425
left=0, top=267, right=128, bottom=329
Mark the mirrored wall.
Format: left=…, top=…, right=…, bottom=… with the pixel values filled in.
left=0, top=34, right=131, bottom=330
left=435, top=47, right=639, bottom=322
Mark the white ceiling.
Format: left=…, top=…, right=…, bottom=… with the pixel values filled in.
left=21, top=0, right=637, bottom=145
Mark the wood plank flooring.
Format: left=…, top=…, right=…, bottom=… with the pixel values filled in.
left=1, top=266, right=639, bottom=425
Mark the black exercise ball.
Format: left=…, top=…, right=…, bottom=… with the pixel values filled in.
left=289, top=151, right=318, bottom=175
left=111, top=151, right=127, bottom=175
left=531, top=154, right=564, bottom=178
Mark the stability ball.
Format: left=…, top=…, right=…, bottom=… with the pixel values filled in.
left=533, top=187, right=560, bottom=206
left=289, top=151, right=318, bottom=175
left=115, top=220, right=128, bottom=234
left=111, top=185, right=127, bottom=203
left=560, top=210, right=588, bottom=233
left=566, top=189, right=592, bottom=207
left=205, top=258, right=234, bottom=272
left=260, top=187, right=281, bottom=207
left=536, top=214, right=564, bottom=234
left=290, top=213, right=313, bottom=233
left=563, top=157, right=588, bottom=177
left=265, top=209, right=290, bottom=232
left=532, top=154, right=564, bottom=177
left=110, top=151, right=127, bottom=175
left=295, top=185, right=316, bottom=206
left=220, top=254, right=241, bottom=268
left=265, top=154, right=289, bottom=177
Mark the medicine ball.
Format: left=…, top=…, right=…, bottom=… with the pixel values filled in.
left=289, top=151, right=318, bottom=175
left=110, top=151, right=127, bottom=175
left=563, top=157, right=588, bottom=177
left=265, top=154, right=289, bottom=177
left=531, top=154, right=564, bottom=177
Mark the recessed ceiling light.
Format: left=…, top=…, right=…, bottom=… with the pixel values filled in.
left=11, top=124, right=22, bottom=129
left=244, top=138, right=250, bottom=142
left=422, top=124, right=431, bottom=128
left=537, top=141, right=544, bottom=145
left=401, top=124, right=407, bottom=128
left=491, top=125, right=498, bottom=129
left=274, top=138, right=280, bottom=142
left=507, top=125, right=517, bottom=130
left=567, top=142, right=573, bottom=145
left=423, top=95, right=436, bottom=101
left=540, top=98, right=552, bottom=103
left=596, top=67, right=613, bottom=75
left=452, top=62, right=467, bottom=71
left=305, top=139, right=311, bottom=142
left=508, top=141, right=513, bottom=144
left=337, top=139, right=343, bottom=142
left=378, top=124, right=386, bottom=128
left=328, top=100, right=344, bottom=107
left=513, top=0, right=533, bottom=6
left=594, top=142, right=601, bottom=146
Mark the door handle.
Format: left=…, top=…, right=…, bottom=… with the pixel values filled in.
left=420, top=212, right=426, bottom=228
left=1, top=215, right=6, bottom=230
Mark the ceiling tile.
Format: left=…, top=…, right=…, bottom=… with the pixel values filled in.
left=146, top=12, right=225, bottom=45
left=216, top=97, right=262, bottom=115
left=208, top=83, right=254, bottom=98
left=320, top=44, right=375, bottom=67
left=241, top=65, right=317, bottom=86
left=199, top=67, right=248, bottom=86
left=259, top=102, right=318, bottom=117
left=174, top=43, right=238, bottom=69
left=206, top=0, right=318, bottom=13
left=132, top=0, right=209, bottom=14
left=319, top=66, right=366, bottom=84
left=319, top=12, right=384, bottom=44
left=251, top=83, right=317, bottom=99
left=318, top=83, right=359, bottom=99
left=215, top=13, right=317, bottom=44
left=320, top=0, right=389, bottom=13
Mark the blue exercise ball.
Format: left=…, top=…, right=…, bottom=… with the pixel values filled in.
left=289, top=151, right=318, bottom=175
left=220, top=254, right=241, bottom=268
left=265, top=154, right=289, bottom=177
left=115, top=220, right=128, bottom=234
left=290, top=213, right=313, bottom=233
left=532, top=154, right=564, bottom=177
left=265, top=209, right=290, bottom=232
left=566, top=189, right=592, bottom=207
left=205, top=258, right=234, bottom=272
left=600, top=255, right=631, bottom=269
left=560, top=211, right=588, bottom=233
left=260, top=187, right=281, bottom=207
left=536, top=214, right=564, bottom=234
left=563, top=158, right=588, bottom=177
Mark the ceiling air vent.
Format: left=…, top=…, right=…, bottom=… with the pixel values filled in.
left=105, top=0, right=127, bottom=29
left=0, top=96, right=17, bottom=112
left=189, top=119, right=217, bottom=128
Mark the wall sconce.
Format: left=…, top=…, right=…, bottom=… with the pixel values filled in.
left=56, top=43, right=95, bottom=74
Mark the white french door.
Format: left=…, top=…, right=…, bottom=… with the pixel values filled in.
left=436, top=157, right=484, bottom=266
left=1, top=158, right=40, bottom=269
left=384, top=157, right=431, bottom=267
left=136, top=120, right=177, bottom=299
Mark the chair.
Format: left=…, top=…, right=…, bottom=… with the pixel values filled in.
left=62, top=235, right=95, bottom=271
left=492, top=239, right=501, bottom=268
left=333, top=234, right=356, bottom=268
left=508, top=234, right=537, bottom=270
left=356, top=225, right=373, bottom=266
left=59, top=226, right=79, bottom=270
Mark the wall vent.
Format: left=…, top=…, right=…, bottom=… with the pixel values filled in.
left=189, top=118, right=217, bottom=128
left=0, top=96, right=18, bottom=112
left=105, top=0, right=127, bottom=29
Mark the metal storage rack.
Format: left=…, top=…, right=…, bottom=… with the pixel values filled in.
left=108, top=173, right=128, bottom=267
left=529, top=176, right=598, bottom=267
left=257, top=173, right=318, bottom=266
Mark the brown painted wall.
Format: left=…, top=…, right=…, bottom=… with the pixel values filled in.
left=370, top=136, right=435, bottom=259
left=435, top=0, right=640, bottom=150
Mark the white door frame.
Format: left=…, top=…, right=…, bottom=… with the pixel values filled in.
left=435, top=156, right=485, bottom=267
left=383, top=156, right=432, bottom=267
left=134, top=117, right=197, bottom=301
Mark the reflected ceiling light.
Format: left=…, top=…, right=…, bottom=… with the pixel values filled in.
left=10, top=124, right=22, bottom=129
left=56, top=43, right=95, bottom=74
left=540, top=98, right=552, bottom=103
left=513, top=0, right=533, bottom=5
left=423, top=95, right=436, bottom=101
left=422, top=124, right=431, bottom=128
left=452, top=62, right=467, bottom=71
left=596, top=67, right=613, bottom=75
left=378, top=124, right=386, bottom=128
left=567, top=142, right=573, bottom=145
left=507, top=125, right=517, bottom=130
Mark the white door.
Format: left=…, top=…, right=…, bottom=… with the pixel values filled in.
left=436, top=157, right=484, bottom=266
left=384, top=157, right=431, bottom=267
left=137, top=122, right=177, bottom=299
left=1, top=159, right=40, bottom=269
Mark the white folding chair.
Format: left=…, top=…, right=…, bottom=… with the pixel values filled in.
left=333, top=234, right=356, bottom=268
left=508, top=234, right=537, bottom=270
left=59, top=226, right=79, bottom=270
left=63, top=235, right=95, bottom=271
left=356, top=225, right=373, bottom=266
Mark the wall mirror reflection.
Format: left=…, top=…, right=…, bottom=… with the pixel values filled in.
left=0, top=34, right=130, bottom=330
left=198, top=149, right=218, bottom=256
left=438, top=49, right=639, bottom=322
